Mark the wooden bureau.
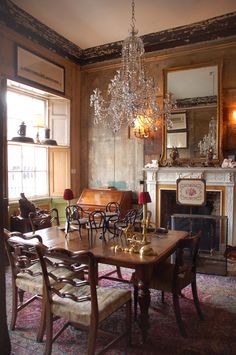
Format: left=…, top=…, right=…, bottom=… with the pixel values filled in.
left=77, top=188, right=132, bottom=218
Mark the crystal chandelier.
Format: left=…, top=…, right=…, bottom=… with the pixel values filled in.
left=90, top=0, right=175, bottom=136
left=198, top=117, right=217, bottom=158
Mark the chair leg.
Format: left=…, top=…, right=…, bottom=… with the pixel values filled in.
left=11, top=284, right=18, bottom=330
left=78, top=227, right=82, bottom=240
left=133, top=285, right=138, bottom=320
left=126, top=299, right=132, bottom=346
left=161, top=291, right=165, bottom=303
left=172, top=293, right=187, bottom=337
left=45, top=311, right=53, bottom=355
left=191, top=280, right=204, bottom=320
left=87, top=321, right=98, bottom=355
left=18, top=289, right=24, bottom=304
left=116, top=266, right=122, bottom=279
left=37, top=300, right=46, bottom=342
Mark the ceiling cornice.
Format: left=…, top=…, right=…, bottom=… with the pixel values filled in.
left=1, top=0, right=236, bottom=66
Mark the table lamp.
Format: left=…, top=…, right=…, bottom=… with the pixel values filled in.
left=63, top=188, right=74, bottom=206
left=34, top=114, right=45, bottom=143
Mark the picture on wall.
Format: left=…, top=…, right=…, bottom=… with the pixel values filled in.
left=167, top=131, right=187, bottom=148
left=16, top=46, right=65, bottom=94
left=168, top=112, right=187, bottom=130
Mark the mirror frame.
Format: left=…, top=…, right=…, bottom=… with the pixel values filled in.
left=161, top=61, right=223, bottom=167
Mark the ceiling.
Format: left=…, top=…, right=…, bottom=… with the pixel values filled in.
left=11, top=0, right=236, bottom=50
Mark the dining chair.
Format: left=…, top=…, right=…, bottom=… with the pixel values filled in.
left=28, top=207, right=60, bottom=234
left=105, top=201, right=120, bottom=235
left=132, top=233, right=204, bottom=337
left=35, top=244, right=132, bottom=355
left=105, top=201, right=120, bottom=214
left=65, top=205, right=89, bottom=239
left=86, top=210, right=107, bottom=243
left=4, top=229, right=81, bottom=342
left=114, top=208, right=138, bottom=239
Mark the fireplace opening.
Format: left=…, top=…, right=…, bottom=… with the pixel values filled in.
left=159, top=189, right=227, bottom=275
left=160, top=190, right=221, bottom=229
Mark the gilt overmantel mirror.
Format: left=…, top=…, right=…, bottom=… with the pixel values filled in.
left=161, top=62, right=222, bottom=166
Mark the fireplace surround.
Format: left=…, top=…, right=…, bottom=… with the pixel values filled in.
left=143, top=166, right=236, bottom=246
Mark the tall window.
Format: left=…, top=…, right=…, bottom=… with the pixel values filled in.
left=7, top=87, right=48, bottom=200
left=7, top=80, right=70, bottom=200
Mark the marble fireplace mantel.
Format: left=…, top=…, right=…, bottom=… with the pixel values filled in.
left=143, top=166, right=236, bottom=246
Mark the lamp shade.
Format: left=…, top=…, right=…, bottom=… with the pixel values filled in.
left=63, top=188, right=74, bottom=201
left=138, top=191, right=151, bottom=205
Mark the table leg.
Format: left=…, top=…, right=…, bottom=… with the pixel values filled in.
left=137, top=280, right=150, bottom=343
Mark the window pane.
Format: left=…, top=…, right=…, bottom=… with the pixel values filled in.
left=8, top=145, right=21, bottom=171
left=35, top=147, right=47, bottom=171
left=8, top=143, right=48, bottom=200
left=35, top=172, right=48, bottom=196
left=22, top=146, right=35, bottom=171
left=8, top=172, right=22, bottom=199
left=22, top=171, right=35, bottom=197
left=7, top=90, right=46, bottom=140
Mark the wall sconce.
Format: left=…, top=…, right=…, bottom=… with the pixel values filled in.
left=133, top=114, right=158, bottom=139
left=228, top=108, right=236, bottom=134
left=233, top=110, right=236, bottom=121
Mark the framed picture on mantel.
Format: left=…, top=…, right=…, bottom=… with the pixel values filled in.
left=16, top=46, right=65, bottom=94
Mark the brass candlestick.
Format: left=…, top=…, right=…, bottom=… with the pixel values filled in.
left=139, top=203, right=156, bottom=256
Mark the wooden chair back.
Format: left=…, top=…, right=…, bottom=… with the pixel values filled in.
left=29, top=208, right=59, bottom=233
left=34, top=243, right=131, bottom=354
left=4, top=229, right=43, bottom=277
left=173, top=233, right=201, bottom=287
left=3, top=229, right=46, bottom=340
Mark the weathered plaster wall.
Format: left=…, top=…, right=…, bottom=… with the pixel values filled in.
left=80, top=38, right=236, bottom=199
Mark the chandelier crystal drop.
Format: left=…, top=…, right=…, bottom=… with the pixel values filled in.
left=90, top=0, right=175, bottom=136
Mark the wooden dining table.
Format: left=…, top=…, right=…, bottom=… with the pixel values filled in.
left=27, top=226, right=188, bottom=343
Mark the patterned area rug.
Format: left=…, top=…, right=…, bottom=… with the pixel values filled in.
left=5, top=265, right=236, bottom=355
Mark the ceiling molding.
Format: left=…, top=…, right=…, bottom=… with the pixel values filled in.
left=1, top=0, right=236, bottom=66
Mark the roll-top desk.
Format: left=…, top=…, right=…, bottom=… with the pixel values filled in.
left=77, top=188, right=132, bottom=218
